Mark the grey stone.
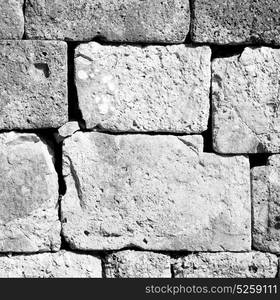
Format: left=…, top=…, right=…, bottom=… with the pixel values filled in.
left=0, top=0, right=24, bottom=39
left=62, top=132, right=251, bottom=251
left=104, top=250, right=171, bottom=278
left=0, top=40, right=68, bottom=130
left=55, top=122, right=80, bottom=143
left=252, top=156, right=280, bottom=254
left=173, top=252, right=278, bottom=278
left=212, top=47, right=280, bottom=154
left=0, top=251, right=102, bottom=278
left=75, top=42, right=211, bottom=133
left=192, top=0, right=280, bottom=45
left=25, top=0, right=190, bottom=43
left=0, top=132, right=60, bottom=252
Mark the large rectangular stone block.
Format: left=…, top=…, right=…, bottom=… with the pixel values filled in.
left=104, top=250, right=171, bottom=278
left=0, top=0, right=24, bottom=39
left=0, top=40, right=68, bottom=130
left=212, top=47, right=280, bottom=154
left=0, top=132, right=60, bottom=252
left=252, top=156, right=280, bottom=254
left=62, top=132, right=251, bottom=251
left=0, top=251, right=102, bottom=278
left=25, top=0, right=190, bottom=43
left=173, top=252, right=279, bottom=278
left=75, top=42, right=211, bottom=133
left=192, top=0, right=280, bottom=45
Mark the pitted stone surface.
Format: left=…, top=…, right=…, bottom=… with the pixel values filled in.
left=104, top=250, right=171, bottom=278
left=0, top=0, right=24, bottom=39
left=75, top=42, right=211, bottom=133
left=0, top=251, right=102, bottom=278
left=173, top=252, right=278, bottom=278
left=25, top=0, right=190, bottom=43
left=252, top=156, right=280, bottom=254
left=62, top=132, right=251, bottom=251
left=0, top=132, right=60, bottom=252
left=212, top=47, right=280, bottom=154
left=192, top=0, right=280, bottom=45
left=0, top=40, right=67, bottom=130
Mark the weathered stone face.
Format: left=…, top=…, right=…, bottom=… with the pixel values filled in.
left=0, top=132, right=60, bottom=252
left=0, top=41, right=68, bottom=130
left=252, top=156, right=280, bottom=254
left=192, top=0, right=280, bottom=45
left=173, top=252, right=279, bottom=278
left=104, top=250, right=171, bottom=278
left=25, top=0, right=190, bottom=43
left=75, top=42, right=211, bottom=133
left=0, top=0, right=24, bottom=39
left=0, top=251, right=102, bottom=278
left=62, top=132, right=251, bottom=251
left=212, top=47, right=280, bottom=154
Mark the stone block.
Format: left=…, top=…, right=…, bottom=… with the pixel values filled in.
left=173, top=252, right=278, bottom=278
left=104, top=250, right=171, bottom=278
left=75, top=42, right=211, bottom=133
left=212, top=47, right=280, bottom=153
left=62, top=132, right=251, bottom=251
left=25, top=0, right=190, bottom=43
left=0, top=132, right=60, bottom=252
left=0, top=40, right=68, bottom=130
left=192, top=0, right=280, bottom=45
left=0, top=0, right=24, bottom=39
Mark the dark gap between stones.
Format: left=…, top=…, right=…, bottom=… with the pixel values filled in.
left=36, top=131, right=66, bottom=196
left=249, top=154, right=270, bottom=169
left=34, top=131, right=67, bottom=252
left=202, top=51, right=214, bottom=153
left=276, top=262, right=280, bottom=278
left=67, top=41, right=85, bottom=127
left=78, top=127, right=205, bottom=137
left=22, top=0, right=27, bottom=40
left=75, top=37, right=187, bottom=47
left=0, top=128, right=56, bottom=134
left=201, top=127, right=212, bottom=153
left=184, top=31, right=192, bottom=45
left=184, top=0, right=192, bottom=46
left=50, top=137, right=68, bottom=250
left=211, top=45, right=245, bottom=59
left=170, top=263, right=175, bottom=278
left=101, top=258, right=107, bottom=278
left=188, top=0, right=195, bottom=43
left=60, top=235, right=73, bottom=251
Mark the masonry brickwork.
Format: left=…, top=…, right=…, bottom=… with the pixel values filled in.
left=0, top=0, right=279, bottom=278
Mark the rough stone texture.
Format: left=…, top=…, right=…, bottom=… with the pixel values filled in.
left=0, top=132, right=61, bottom=252
left=0, top=251, right=102, bottom=278
left=25, top=0, right=190, bottom=43
left=212, top=47, right=280, bottom=154
left=0, top=40, right=68, bottom=130
left=252, top=156, right=280, bottom=254
left=55, top=122, right=80, bottom=143
left=0, top=0, right=24, bottom=39
left=192, top=0, right=280, bottom=45
left=62, top=132, right=251, bottom=251
left=104, top=250, right=171, bottom=278
left=75, top=42, right=211, bottom=133
left=173, top=252, right=279, bottom=278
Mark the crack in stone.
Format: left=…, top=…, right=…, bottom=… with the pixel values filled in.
left=64, top=154, right=84, bottom=209
left=177, top=137, right=200, bottom=155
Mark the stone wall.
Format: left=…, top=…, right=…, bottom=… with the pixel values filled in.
left=0, top=0, right=279, bottom=278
